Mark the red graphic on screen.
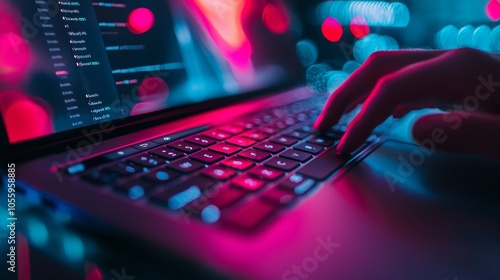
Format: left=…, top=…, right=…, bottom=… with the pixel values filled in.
left=127, top=8, right=155, bottom=34
left=322, top=17, right=343, bottom=42
left=188, top=0, right=254, bottom=71
left=350, top=16, right=370, bottom=39
left=262, top=3, right=290, bottom=34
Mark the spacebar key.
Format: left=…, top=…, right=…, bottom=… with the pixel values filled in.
left=297, top=148, right=347, bottom=181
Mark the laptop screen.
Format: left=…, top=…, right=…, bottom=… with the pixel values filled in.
left=0, top=0, right=302, bottom=144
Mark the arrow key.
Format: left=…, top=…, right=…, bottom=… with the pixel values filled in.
left=280, top=149, right=313, bottom=163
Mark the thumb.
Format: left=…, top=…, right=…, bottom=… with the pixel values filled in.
left=412, top=112, right=500, bottom=158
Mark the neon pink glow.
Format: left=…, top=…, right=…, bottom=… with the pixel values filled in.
left=350, top=16, right=370, bottom=39
left=0, top=33, right=31, bottom=83
left=0, top=2, right=21, bottom=35
left=1, top=93, right=53, bottom=143
left=131, top=77, right=169, bottom=116
left=188, top=0, right=254, bottom=71
left=85, top=262, right=103, bottom=280
left=486, top=0, right=500, bottom=21
left=262, top=3, right=290, bottom=34
left=127, top=8, right=155, bottom=34
left=138, top=77, right=169, bottom=101
left=322, top=17, right=343, bottom=42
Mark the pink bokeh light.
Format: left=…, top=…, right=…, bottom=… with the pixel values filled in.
left=262, top=3, right=290, bottom=35
left=127, top=8, right=155, bottom=34
left=322, top=17, right=343, bottom=42
left=350, top=16, right=370, bottom=39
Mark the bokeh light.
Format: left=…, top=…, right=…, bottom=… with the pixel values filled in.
left=435, top=25, right=459, bottom=49
left=457, top=25, right=474, bottom=48
left=353, top=34, right=399, bottom=63
left=342, top=60, right=361, bottom=74
left=472, top=25, right=491, bottom=51
left=491, top=25, right=500, bottom=51
left=350, top=16, right=370, bottom=39
left=138, top=77, right=169, bottom=101
left=262, top=3, right=290, bottom=34
left=486, top=0, right=500, bottom=21
left=0, top=34, right=31, bottom=83
left=316, top=1, right=410, bottom=28
left=295, top=39, right=318, bottom=67
left=326, top=71, right=349, bottom=93
left=306, top=63, right=332, bottom=92
left=127, top=8, right=155, bottom=34
left=27, top=219, right=49, bottom=246
left=62, top=234, right=85, bottom=260
left=321, top=17, right=343, bottom=42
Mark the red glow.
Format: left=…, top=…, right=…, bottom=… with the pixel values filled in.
left=350, top=16, right=370, bottom=39
left=127, top=8, right=155, bottom=34
left=322, top=17, right=343, bottom=42
left=262, top=3, right=290, bottom=34
left=131, top=77, right=170, bottom=116
left=85, top=262, right=103, bottom=280
left=0, top=34, right=31, bottom=83
left=1, top=94, right=53, bottom=143
left=486, top=0, right=500, bottom=21
left=0, top=2, right=21, bottom=35
left=138, top=77, right=169, bottom=101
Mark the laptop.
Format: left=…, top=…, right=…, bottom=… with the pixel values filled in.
left=2, top=0, right=500, bottom=279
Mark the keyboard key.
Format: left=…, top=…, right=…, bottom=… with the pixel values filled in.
left=279, top=174, right=315, bottom=195
left=114, top=179, right=155, bottom=200
left=259, top=126, right=279, bottom=135
left=209, top=143, right=241, bottom=155
left=232, top=175, right=266, bottom=192
left=187, top=186, right=245, bottom=212
left=270, top=136, right=298, bottom=146
left=103, top=162, right=141, bottom=177
left=190, top=150, right=225, bottom=164
left=152, top=125, right=210, bottom=144
left=254, top=142, right=285, bottom=153
left=218, top=125, right=244, bottom=135
left=238, top=149, right=271, bottom=162
left=202, top=129, right=232, bottom=140
left=261, top=187, right=297, bottom=206
left=202, top=165, right=237, bottom=181
left=294, top=142, right=323, bottom=155
left=307, top=135, right=337, bottom=147
left=167, top=159, right=204, bottom=173
left=226, top=136, right=256, bottom=148
left=233, top=120, right=255, bottom=129
left=223, top=199, right=277, bottom=230
left=264, top=157, right=300, bottom=172
left=143, top=169, right=180, bottom=184
left=167, top=141, right=201, bottom=154
left=221, top=157, right=255, bottom=171
left=280, top=149, right=313, bottom=163
left=127, top=154, right=165, bottom=168
left=82, top=169, right=115, bottom=185
left=133, top=141, right=159, bottom=150
left=184, top=135, right=217, bottom=147
left=149, top=147, right=184, bottom=161
left=248, top=166, right=283, bottom=181
left=103, top=147, right=140, bottom=161
left=297, top=148, right=346, bottom=180
left=241, top=130, right=269, bottom=141
left=150, top=176, right=215, bottom=210
left=284, top=130, right=310, bottom=139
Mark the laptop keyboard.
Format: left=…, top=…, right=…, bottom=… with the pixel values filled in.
left=73, top=97, right=378, bottom=231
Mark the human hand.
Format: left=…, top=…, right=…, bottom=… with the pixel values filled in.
left=313, top=48, right=500, bottom=158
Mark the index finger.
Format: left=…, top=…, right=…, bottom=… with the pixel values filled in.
left=313, top=50, right=445, bottom=132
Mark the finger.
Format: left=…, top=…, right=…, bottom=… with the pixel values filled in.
left=313, top=50, right=445, bottom=131
left=392, top=99, right=436, bottom=118
left=412, top=112, right=500, bottom=158
left=337, top=51, right=457, bottom=154
left=337, top=48, right=500, bottom=154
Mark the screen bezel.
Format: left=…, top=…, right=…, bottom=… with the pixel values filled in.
left=0, top=78, right=304, bottom=162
